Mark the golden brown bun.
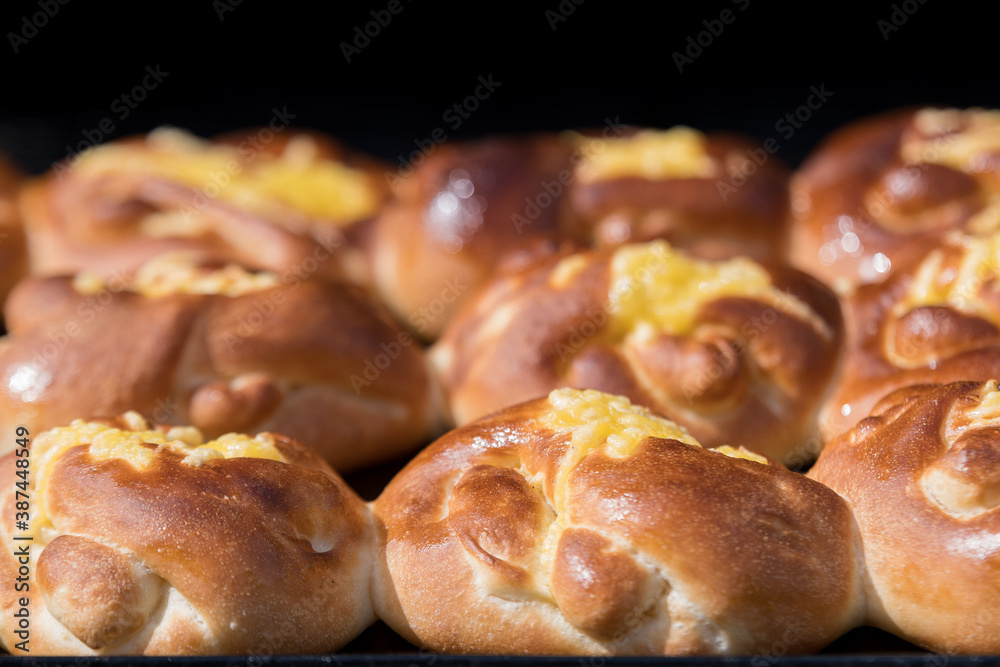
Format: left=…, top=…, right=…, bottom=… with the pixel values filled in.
left=0, top=255, right=443, bottom=471
left=0, top=413, right=375, bottom=654
left=809, top=380, right=1000, bottom=653
left=371, top=134, right=579, bottom=340
left=432, top=241, right=843, bottom=465
left=568, top=129, right=791, bottom=261
left=373, top=389, right=864, bottom=655
left=821, top=232, right=1000, bottom=440
left=0, top=152, right=27, bottom=315
left=21, top=127, right=389, bottom=285
left=790, top=107, right=1000, bottom=293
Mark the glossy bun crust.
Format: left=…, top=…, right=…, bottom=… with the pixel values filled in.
left=433, top=241, right=843, bottom=464
left=809, top=381, right=1000, bottom=653
left=0, top=414, right=375, bottom=655
left=20, top=127, right=388, bottom=284
left=373, top=390, right=864, bottom=655
left=821, top=233, right=1000, bottom=440
left=569, top=129, right=791, bottom=261
left=0, top=153, right=26, bottom=313
left=371, top=134, right=578, bottom=339
left=790, top=107, right=1000, bottom=292
left=0, top=257, right=442, bottom=471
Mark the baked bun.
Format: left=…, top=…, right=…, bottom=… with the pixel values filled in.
left=568, top=127, right=791, bottom=261
left=371, top=134, right=577, bottom=340
left=0, top=254, right=442, bottom=471
left=821, top=231, right=1000, bottom=440
left=790, top=107, right=1000, bottom=293
left=21, top=127, right=388, bottom=284
left=373, top=389, right=864, bottom=655
left=0, top=412, right=374, bottom=654
left=0, top=151, right=27, bottom=314
left=433, top=240, right=843, bottom=464
left=809, top=380, right=1000, bottom=653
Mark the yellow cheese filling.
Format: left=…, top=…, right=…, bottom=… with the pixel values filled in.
left=72, top=127, right=379, bottom=225
left=903, top=107, right=1000, bottom=172
left=534, top=388, right=762, bottom=582
left=25, top=412, right=284, bottom=544
left=604, top=240, right=824, bottom=340
left=576, top=127, right=715, bottom=183
left=73, top=253, right=281, bottom=297
left=963, top=379, right=1000, bottom=431
left=894, top=233, right=1000, bottom=327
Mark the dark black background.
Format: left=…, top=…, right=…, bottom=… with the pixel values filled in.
left=0, top=0, right=993, bottom=175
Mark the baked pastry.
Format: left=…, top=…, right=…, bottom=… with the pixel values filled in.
left=808, top=380, right=1000, bottom=654
left=20, top=127, right=389, bottom=284
left=371, top=134, right=578, bottom=340
left=0, top=412, right=375, bottom=654
left=432, top=240, right=843, bottom=464
left=568, top=127, right=791, bottom=261
left=0, top=254, right=442, bottom=471
left=373, top=388, right=864, bottom=655
left=790, top=107, right=1000, bottom=294
left=821, top=231, right=1000, bottom=440
left=0, top=151, right=27, bottom=316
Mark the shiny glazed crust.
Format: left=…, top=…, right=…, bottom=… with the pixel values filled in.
left=0, top=415, right=375, bottom=654
left=373, top=390, right=864, bottom=655
left=20, top=128, right=389, bottom=285
left=569, top=131, right=791, bottom=261
left=0, top=153, right=27, bottom=313
left=790, top=107, right=1000, bottom=292
left=821, top=235, right=1000, bottom=440
left=0, top=257, right=443, bottom=471
left=809, top=381, right=1000, bottom=653
left=371, top=134, right=579, bottom=340
left=432, top=242, right=843, bottom=464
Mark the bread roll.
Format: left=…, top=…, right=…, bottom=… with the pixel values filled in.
left=569, top=127, right=791, bottom=261
left=0, top=151, right=27, bottom=316
left=433, top=240, right=843, bottom=464
left=809, top=380, right=1000, bottom=653
left=371, top=134, right=578, bottom=340
left=791, top=107, right=1000, bottom=293
left=0, top=413, right=375, bottom=654
left=822, top=230, right=1000, bottom=440
left=0, top=254, right=443, bottom=471
left=373, top=389, right=864, bottom=655
left=21, top=127, right=388, bottom=284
